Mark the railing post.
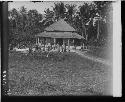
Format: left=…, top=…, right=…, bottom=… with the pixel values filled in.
left=36, top=37, right=37, bottom=45
left=68, top=39, right=70, bottom=52
left=63, top=39, right=65, bottom=52
left=43, top=37, right=45, bottom=51
left=54, top=38, right=56, bottom=50
left=38, top=37, right=39, bottom=45
left=73, top=39, right=75, bottom=49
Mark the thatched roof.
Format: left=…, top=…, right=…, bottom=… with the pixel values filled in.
left=36, top=19, right=85, bottom=39
left=45, top=19, right=76, bottom=32
left=36, top=31, right=84, bottom=39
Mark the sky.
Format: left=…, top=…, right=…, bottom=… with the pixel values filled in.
left=8, top=1, right=94, bottom=14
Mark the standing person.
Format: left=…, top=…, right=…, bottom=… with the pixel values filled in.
left=29, top=47, right=32, bottom=54
left=57, top=43, right=60, bottom=52
left=35, top=45, right=39, bottom=51
left=28, top=43, right=33, bottom=54
left=62, top=44, right=64, bottom=52
left=81, top=42, right=84, bottom=51
left=48, top=43, right=51, bottom=51
left=60, top=45, right=63, bottom=52
left=64, top=43, right=66, bottom=52
left=45, top=43, right=48, bottom=51
left=9, top=44, right=13, bottom=51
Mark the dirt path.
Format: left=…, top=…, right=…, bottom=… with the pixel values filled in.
left=70, top=49, right=112, bottom=66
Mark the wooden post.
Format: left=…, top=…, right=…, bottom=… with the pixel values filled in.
left=68, top=39, right=70, bottom=52
left=38, top=37, right=39, bottom=45
left=73, top=39, right=75, bottom=49
left=54, top=38, right=56, bottom=50
left=73, top=39, right=74, bottom=47
left=43, top=37, right=45, bottom=51
left=17, top=43, right=20, bottom=48
left=97, top=18, right=100, bottom=40
left=82, top=42, right=84, bottom=49
left=54, top=38, right=56, bottom=44
left=63, top=39, right=65, bottom=52
left=36, top=37, right=37, bottom=45
left=73, top=39, right=74, bottom=44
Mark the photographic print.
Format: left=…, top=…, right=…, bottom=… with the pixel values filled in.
left=6, top=1, right=114, bottom=96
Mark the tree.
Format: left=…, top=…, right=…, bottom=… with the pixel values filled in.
left=8, top=2, right=112, bottom=49
left=93, top=13, right=105, bottom=41
left=27, top=9, right=43, bottom=36
left=65, top=4, right=76, bottom=23
left=43, top=8, right=54, bottom=26
left=8, top=6, right=43, bottom=48
left=77, top=2, right=96, bottom=46
left=8, top=8, right=21, bottom=46
left=43, top=2, right=66, bottom=27
left=94, top=1, right=113, bottom=46
left=53, top=2, right=66, bottom=20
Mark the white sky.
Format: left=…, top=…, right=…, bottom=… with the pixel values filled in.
left=8, top=1, right=94, bottom=14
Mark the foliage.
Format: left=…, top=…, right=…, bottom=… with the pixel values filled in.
left=9, top=6, right=43, bottom=47
left=53, top=2, right=66, bottom=20
left=43, top=8, right=55, bottom=26
left=8, top=1, right=113, bottom=48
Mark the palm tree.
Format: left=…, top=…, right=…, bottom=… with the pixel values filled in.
left=94, top=13, right=105, bottom=41
left=94, top=1, right=112, bottom=42
left=65, top=4, right=76, bottom=23
left=8, top=8, right=21, bottom=46
left=43, top=2, right=66, bottom=27
left=53, top=2, right=66, bottom=21
left=43, top=8, right=55, bottom=26
left=77, top=3, right=92, bottom=46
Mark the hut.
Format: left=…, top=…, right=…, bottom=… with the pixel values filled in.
left=36, top=19, right=85, bottom=52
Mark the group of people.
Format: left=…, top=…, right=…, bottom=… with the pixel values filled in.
left=9, top=42, right=86, bottom=54
left=34, top=42, right=88, bottom=53
left=35, top=43, right=71, bottom=52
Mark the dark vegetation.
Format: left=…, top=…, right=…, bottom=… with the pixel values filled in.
left=85, top=46, right=112, bottom=61
left=8, top=1, right=113, bottom=48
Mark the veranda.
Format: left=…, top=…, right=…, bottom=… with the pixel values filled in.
left=35, top=37, right=83, bottom=52
left=35, top=19, right=85, bottom=52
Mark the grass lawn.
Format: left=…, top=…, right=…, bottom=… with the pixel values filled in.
left=8, top=51, right=112, bottom=96
left=85, top=46, right=112, bottom=61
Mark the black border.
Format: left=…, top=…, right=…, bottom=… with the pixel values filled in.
left=1, top=1, right=9, bottom=97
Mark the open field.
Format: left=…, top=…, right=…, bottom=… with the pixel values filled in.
left=8, top=51, right=112, bottom=96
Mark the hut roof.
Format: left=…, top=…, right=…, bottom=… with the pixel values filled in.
left=45, top=19, right=76, bottom=32
left=36, top=31, right=84, bottom=39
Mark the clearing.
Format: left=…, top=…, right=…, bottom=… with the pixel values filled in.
left=8, top=51, right=112, bottom=96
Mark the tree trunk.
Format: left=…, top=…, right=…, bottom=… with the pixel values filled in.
left=82, top=20, right=87, bottom=48
left=36, top=38, right=37, bottom=45
left=43, top=38, right=45, bottom=51
left=63, top=39, right=66, bottom=52
left=68, top=39, right=70, bottom=52
left=54, top=38, right=56, bottom=50
left=84, top=27, right=87, bottom=41
left=97, top=19, right=100, bottom=40
left=38, top=37, right=40, bottom=45
left=82, top=20, right=87, bottom=40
